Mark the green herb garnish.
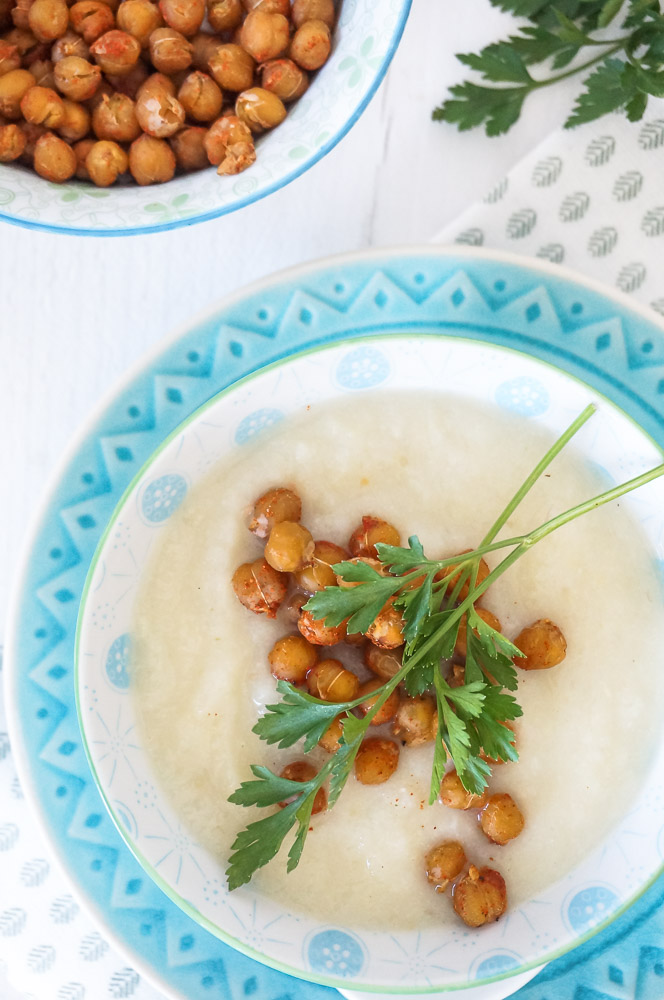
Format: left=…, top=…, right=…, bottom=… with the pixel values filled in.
left=433, top=0, right=664, bottom=135
left=226, top=404, right=664, bottom=890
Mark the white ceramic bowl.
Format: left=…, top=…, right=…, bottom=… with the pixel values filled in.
left=0, top=0, right=410, bottom=236
left=75, top=333, right=664, bottom=994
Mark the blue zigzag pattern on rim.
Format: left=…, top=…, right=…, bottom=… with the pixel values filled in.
left=10, top=250, right=664, bottom=999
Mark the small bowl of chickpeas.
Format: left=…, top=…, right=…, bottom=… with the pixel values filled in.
left=0, top=0, right=410, bottom=233
left=73, top=325, right=664, bottom=995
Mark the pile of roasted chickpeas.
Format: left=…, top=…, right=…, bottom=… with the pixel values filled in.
left=0, top=0, right=335, bottom=185
left=231, top=485, right=568, bottom=928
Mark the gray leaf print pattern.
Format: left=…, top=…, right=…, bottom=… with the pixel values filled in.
left=616, top=263, right=647, bottom=293
left=506, top=208, right=537, bottom=239
left=455, top=228, right=484, bottom=247
left=58, top=985, right=86, bottom=1000
left=588, top=227, right=618, bottom=257
left=638, top=119, right=664, bottom=150
left=650, top=299, right=664, bottom=316
left=613, top=171, right=643, bottom=201
left=484, top=177, right=508, bottom=204
left=109, top=968, right=140, bottom=999
left=27, top=944, right=56, bottom=973
left=532, top=156, right=562, bottom=187
left=560, top=192, right=590, bottom=222
left=536, top=243, right=565, bottom=263
left=642, top=207, right=664, bottom=236
left=0, top=908, right=27, bottom=937
left=585, top=135, right=616, bottom=166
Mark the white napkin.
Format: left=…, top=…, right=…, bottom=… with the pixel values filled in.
left=0, top=651, right=162, bottom=1000
left=435, top=103, right=664, bottom=314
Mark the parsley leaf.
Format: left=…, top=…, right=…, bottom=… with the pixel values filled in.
left=435, top=0, right=664, bottom=135
left=254, top=681, right=357, bottom=751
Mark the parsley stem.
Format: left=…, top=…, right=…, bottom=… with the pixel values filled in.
left=480, top=404, right=596, bottom=546
left=531, top=42, right=624, bottom=89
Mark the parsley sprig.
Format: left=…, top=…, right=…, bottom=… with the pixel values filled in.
left=226, top=404, right=664, bottom=890
left=433, top=0, right=664, bottom=135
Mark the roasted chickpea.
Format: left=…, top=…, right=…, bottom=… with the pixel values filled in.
left=18, top=119, right=46, bottom=160
left=447, top=662, right=465, bottom=689
left=20, top=83, right=64, bottom=125
left=0, top=68, right=36, bottom=117
left=70, top=1, right=116, bottom=43
left=85, top=137, right=127, bottom=184
left=366, top=601, right=404, bottom=650
left=159, top=0, right=204, bottom=35
left=268, top=633, right=317, bottom=684
left=29, top=58, right=55, bottom=88
left=135, top=79, right=184, bottom=136
left=231, top=556, right=288, bottom=616
left=28, top=0, right=69, bottom=41
left=11, top=0, right=33, bottom=31
left=240, top=10, right=288, bottom=62
left=290, top=18, right=330, bottom=70
left=282, top=590, right=307, bottom=624
left=243, top=0, right=290, bottom=10
left=190, top=30, right=219, bottom=70
left=53, top=54, right=100, bottom=98
left=306, top=659, right=359, bottom=702
left=117, top=0, right=162, bottom=46
left=436, top=550, right=490, bottom=603
left=440, top=770, right=487, bottom=810
left=208, top=0, right=243, bottom=31
left=106, top=58, right=150, bottom=97
left=265, top=521, right=314, bottom=573
left=295, top=540, right=348, bottom=593
left=72, top=134, right=94, bottom=175
left=454, top=607, right=502, bottom=660
left=90, top=28, right=141, bottom=74
left=169, top=123, right=207, bottom=169
left=424, top=840, right=466, bottom=891
left=349, top=516, right=400, bottom=559
left=298, top=608, right=346, bottom=646
left=319, top=714, right=344, bottom=753
left=3, top=27, right=40, bottom=57
left=0, top=41, right=21, bottom=77
left=480, top=793, right=524, bottom=845
left=357, top=677, right=400, bottom=725
left=92, top=91, right=140, bottom=139
left=208, top=42, right=254, bottom=91
left=260, top=58, right=308, bottom=102
left=235, top=85, right=285, bottom=132
left=51, top=31, right=90, bottom=61
left=453, top=866, right=507, bottom=927
left=57, top=97, right=89, bottom=139
left=149, top=25, right=192, bottom=72
left=84, top=75, right=114, bottom=109
left=355, top=737, right=399, bottom=785
left=33, top=130, right=76, bottom=180
left=393, top=695, right=437, bottom=746
left=364, top=643, right=401, bottom=680
left=248, top=486, right=301, bottom=538
left=291, top=0, right=335, bottom=29
left=279, top=761, right=326, bottom=814
left=204, top=111, right=255, bottom=173
left=514, top=618, right=567, bottom=670
left=0, top=121, right=25, bottom=159
left=177, top=69, right=221, bottom=121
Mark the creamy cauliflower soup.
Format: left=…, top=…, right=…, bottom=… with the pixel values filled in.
left=131, top=392, right=664, bottom=931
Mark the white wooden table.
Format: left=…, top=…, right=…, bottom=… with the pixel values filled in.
left=0, top=3, right=586, bottom=996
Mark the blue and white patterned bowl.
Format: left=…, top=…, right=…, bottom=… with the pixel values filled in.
left=0, top=0, right=410, bottom=236
left=75, top=332, right=664, bottom=993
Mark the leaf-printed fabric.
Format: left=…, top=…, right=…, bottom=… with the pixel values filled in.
left=436, top=101, right=664, bottom=315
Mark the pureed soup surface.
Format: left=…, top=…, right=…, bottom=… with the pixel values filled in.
left=132, top=392, right=664, bottom=931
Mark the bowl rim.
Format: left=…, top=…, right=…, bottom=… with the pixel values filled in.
left=74, top=329, right=664, bottom=994
left=6, top=243, right=664, bottom=1000
left=0, top=0, right=412, bottom=238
